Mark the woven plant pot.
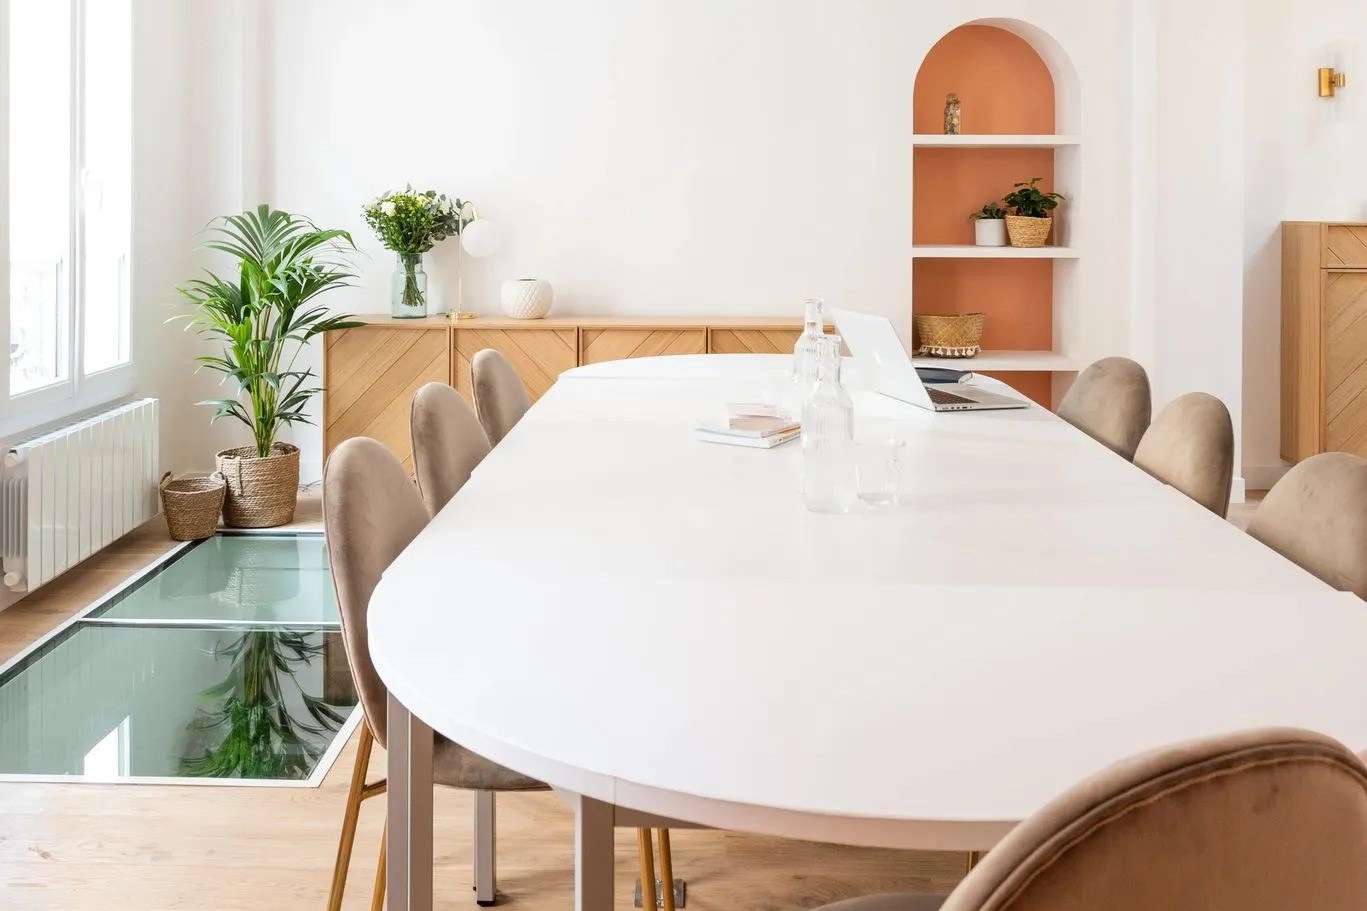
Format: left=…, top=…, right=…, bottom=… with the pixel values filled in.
left=1005, top=215, right=1053, bottom=248
left=215, top=442, right=300, bottom=528
left=913, top=313, right=986, bottom=358
left=160, top=472, right=226, bottom=541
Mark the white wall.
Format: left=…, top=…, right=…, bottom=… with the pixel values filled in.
left=1242, top=0, right=1367, bottom=489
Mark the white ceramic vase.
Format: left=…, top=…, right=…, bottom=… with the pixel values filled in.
left=974, top=219, right=1007, bottom=247
left=500, top=279, right=553, bottom=319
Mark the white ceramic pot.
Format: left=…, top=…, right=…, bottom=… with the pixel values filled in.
left=500, top=279, right=553, bottom=319
left=974, top=219, right=1007, bottom=247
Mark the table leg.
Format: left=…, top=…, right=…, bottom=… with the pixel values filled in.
left=387, top=693, right=434, bottom=911
left=575, top=795, right=614, bottom=911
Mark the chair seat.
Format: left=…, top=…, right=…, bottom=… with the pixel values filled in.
left=810, top=893, right=947, bottom=911
left=434, top=734, right=548, bottom=791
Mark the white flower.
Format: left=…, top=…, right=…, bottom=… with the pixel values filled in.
left=380, top=200, right=396, bottom=216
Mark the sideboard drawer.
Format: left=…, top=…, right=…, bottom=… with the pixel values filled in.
left=708, top=326, right=802, bottom=354
left=1323, top=225, right=1367, bottom=268
left=580, top=327, right=706, bottom=364
left=453, top=326, right=577, bottom=405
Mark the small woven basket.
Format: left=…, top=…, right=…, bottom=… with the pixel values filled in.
left=913, top=313, right=986, bottom=358
left=215, top=442, right=300, bottom=528
left=160, top=472, right=226, bottom=541
left=1005, top=215, right=1053, bottom=248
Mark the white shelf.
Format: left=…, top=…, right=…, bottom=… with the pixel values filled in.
left=912, top=134, right=1081, bottom=148
left=912, top=245, right=1078, bottom=259
left=912, top=350, right=1079, bottom=372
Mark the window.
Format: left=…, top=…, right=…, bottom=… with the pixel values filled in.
left=3, top=0, right=132, bottom=428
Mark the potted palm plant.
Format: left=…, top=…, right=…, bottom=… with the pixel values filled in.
left=1003, top=177, right=1064, bottom=248
left=178, top=205, right=361, bottom=527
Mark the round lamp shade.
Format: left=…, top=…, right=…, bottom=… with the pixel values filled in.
left=461, top=218, right=501, bottom=258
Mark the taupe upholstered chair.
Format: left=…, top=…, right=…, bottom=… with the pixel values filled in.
left=1248, top=451, right=1367, bottom=598
left=471, top=349, right=532, bottom=446
left=1132, top=391, right=1234, bottom=517
left=323, top=436, right=546, bottom=909
left=812, top=727, right=1367, bottom=911
left=410, top=381, right=492, bottom=516
left=1057, top=357, right=1151, bottom=460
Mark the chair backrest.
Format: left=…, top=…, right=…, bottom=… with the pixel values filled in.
left=410, top=381, right=492, bottom=516
left=1057, top=357, right=1151, bottom=460
left=1132, top=391, right=1234, bottom=517
left=1247, top=451, right=1367, bottom=598
left=322, top=436, right=431, bottom=748
left=941, top=727, right=1367, bottom=911
left=472, top=348, right=532, bottom=446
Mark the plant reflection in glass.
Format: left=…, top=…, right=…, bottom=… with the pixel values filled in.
left=181, top=630, right=350, bottom=780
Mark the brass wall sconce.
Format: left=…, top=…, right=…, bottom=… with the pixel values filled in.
left=1319, top=67, right=1346, bottom=97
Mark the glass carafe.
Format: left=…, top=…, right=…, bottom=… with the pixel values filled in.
left=791, top=297, right=825, bottom=408
left=801, top=334, right=856, bottom=514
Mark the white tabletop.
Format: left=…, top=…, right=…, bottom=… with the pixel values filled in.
left=370, top=355, right=1360, bottom=852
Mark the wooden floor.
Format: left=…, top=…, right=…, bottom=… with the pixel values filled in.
left=0, top=495, right=966, bottom=911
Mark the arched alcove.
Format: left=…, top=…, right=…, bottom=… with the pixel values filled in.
left=910, top=22, right=1076, bottom=406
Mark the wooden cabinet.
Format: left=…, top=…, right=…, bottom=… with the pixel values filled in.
left=323, top=315, right=808, bottom=463
left=1282, top=222, right=1367, bottom=462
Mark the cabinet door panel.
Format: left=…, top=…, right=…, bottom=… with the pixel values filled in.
left=580, top=328, right=705, bottom=364
left=1324, top=225, right=1367, bottom=268
left=453, top=327, right=578, bottom=405
left=1324, top=271, right=1367, bottom=454
left=708, top=327, right=802, bottom=354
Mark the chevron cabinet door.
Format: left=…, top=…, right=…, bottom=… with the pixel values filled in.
left=453, top=327, right=578, bottom=405
left=1324, top=225, right=1367, bottom=268
left=579, top=328, right=706, bottom=364
left=708, top=327, right=802, bottom=354
left=324, top=326, right=451, bottom=471
left=1324, top=271, right=1367, bottom=456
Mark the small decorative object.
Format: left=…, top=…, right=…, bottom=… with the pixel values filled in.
left=970, top=201, right=1007, bottom=247
left=160, top=472, right=226, bottom=541
left=447, top=212, right=502, bottom=320
left=913, top=313, right=986, bottom=358
left=362, top=187, right=470, bottom=318
left=177, top=205, right=359, bottom=528
left=943, top=93, right=962, bottom=135
left=1003, top=177, right=1064, bottom=248
left=500, top=278, right=553, bottom=319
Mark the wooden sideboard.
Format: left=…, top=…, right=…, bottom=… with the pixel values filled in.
left=1282, top=221, right=1367, bottom=462
left=323, top=315, right=811, bottom=469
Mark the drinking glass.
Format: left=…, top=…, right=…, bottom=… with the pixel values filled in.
left=855, top=438, right=906, bottom=507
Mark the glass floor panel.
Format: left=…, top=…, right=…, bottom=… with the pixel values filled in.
left=92, top=535, right=338, bottom=626
left=0, top=533, right=357, bottom=785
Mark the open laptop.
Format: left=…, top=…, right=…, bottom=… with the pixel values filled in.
left=830, top=308, right=1029, bottom=412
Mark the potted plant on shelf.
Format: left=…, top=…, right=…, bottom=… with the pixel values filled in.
left=177, top=205, right=361, bottom=528
left=970, top=201, right=1007, bottom=247
left=1003, top=177, right=1064, bottom=248
left=362, top=186, right=469, bottom=319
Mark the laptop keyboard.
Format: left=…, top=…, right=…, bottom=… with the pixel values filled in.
left=926, top=386, right=974, bottom=406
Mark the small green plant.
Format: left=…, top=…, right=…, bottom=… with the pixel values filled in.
left=970, top=201, right=1007, bottom=220
left=1003, top=178, right=1064, bottom=218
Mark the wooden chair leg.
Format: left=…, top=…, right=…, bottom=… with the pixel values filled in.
left=656, top=829, right=675, bottom=911
left=328, top=723, right=376, bottom=911
left=637, top=828, right=657, bottom=908
left=965, top=851, right=982, bottom=873
left=371, top=818, right=387, bottom=911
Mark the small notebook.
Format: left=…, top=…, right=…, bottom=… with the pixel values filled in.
left=695, top=427, right=801, bottom=449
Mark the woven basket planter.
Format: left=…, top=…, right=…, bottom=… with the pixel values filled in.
left=215, top=442, right=300, bottom=528
left=913, top=313, right=986, bottom=358
left=160, top=472, right=226, bottom=541
left=1005, top=215, right=1053, bottom=248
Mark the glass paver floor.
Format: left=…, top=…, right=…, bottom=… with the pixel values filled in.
left=0, top=534, right=357, bottom=784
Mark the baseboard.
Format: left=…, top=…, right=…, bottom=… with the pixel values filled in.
left=1230, top=475, right=1246, bottom=504
left=300, top=459, right=323, bottom=486
left=1242, top=463, right=1290, bottom=493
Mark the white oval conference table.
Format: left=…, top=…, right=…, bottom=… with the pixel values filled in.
left=368, top=354, right=1367, bottom=911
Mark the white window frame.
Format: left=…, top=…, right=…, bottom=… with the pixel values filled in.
left=0, top=0, right=135, bottom=441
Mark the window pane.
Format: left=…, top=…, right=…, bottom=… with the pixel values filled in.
left=8, top=0, right=72, bottom=394
left=82, top=0, right=131, bottom=375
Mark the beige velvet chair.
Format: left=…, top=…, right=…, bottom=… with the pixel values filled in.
left=1248, top=451, right=1367, bottom=598
left=811, top=727, right=1367, bottom=911
left=1132, top=391, right=1235, bottom=517
left=323, top=436, right=546, bottom=909
left=410, top=381, right=492, bottom=516
left=471, top=348, right=532, bottom=446
left=1057, top=357, right=1151, bottom=460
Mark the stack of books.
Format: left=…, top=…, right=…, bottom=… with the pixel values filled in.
left=695, top=407, right=800, bottom=449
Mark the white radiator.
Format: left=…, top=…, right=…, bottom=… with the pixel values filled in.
left=1, top=399, right=159, bottom=595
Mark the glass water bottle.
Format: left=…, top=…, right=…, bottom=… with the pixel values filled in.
left=791, top=297, right=826, bottom=404
left=801, top=334, right=856, bottom=514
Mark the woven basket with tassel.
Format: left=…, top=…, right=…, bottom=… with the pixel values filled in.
left=913, top=313, right=986, bottom=358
